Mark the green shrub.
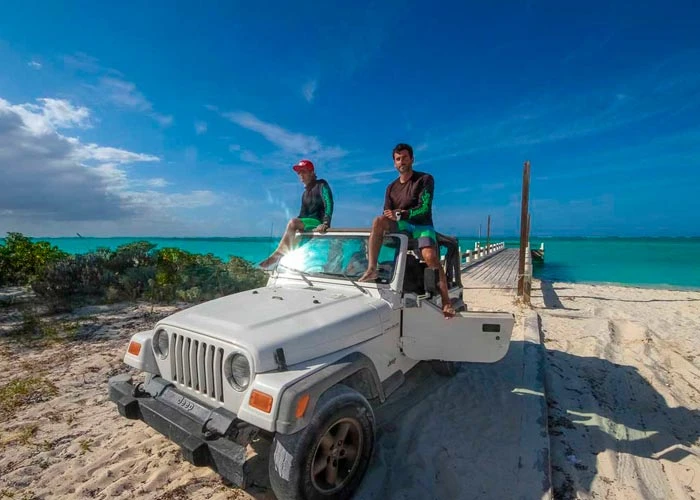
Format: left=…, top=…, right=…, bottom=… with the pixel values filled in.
left=105, top=241, right=157, bottom=274
left=9, top=235, right=267, bottom=309
left=225, top=256, right=268, bottom=292
left=0, top=233, right=68, bottom=286
left=30, top=254, right=112, bottom=311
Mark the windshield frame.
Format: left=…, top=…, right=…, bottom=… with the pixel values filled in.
left=273, top=230, right=406, bottom=288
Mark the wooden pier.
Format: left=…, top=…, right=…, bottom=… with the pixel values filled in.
left=461, top=248, right=520, bottom=289
left=456, top=160, right=537, bottom=301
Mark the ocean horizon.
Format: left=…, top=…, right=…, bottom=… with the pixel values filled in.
left=7, top=235, right=698, bottom=291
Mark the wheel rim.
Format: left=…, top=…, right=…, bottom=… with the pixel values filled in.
left=310, top=417, right=364, bottom=493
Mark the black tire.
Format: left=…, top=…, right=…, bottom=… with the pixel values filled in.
left=431, top=360, right=459, bottom=377
left=268, top=384, right=375, bottom=500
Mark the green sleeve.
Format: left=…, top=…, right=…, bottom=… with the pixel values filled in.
left=321, top=183, right=333, bottom=226
left=407, top=175, right=434, bottom=221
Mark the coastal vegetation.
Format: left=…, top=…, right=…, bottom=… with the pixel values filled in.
left=0, top=232, right=268, bottom=312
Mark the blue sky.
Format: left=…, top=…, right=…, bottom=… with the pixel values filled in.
left=0, top=1, right=699, bottom=238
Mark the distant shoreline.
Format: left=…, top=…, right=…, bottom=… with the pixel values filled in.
left=3, top=234, right=698, bottom=291
left=15, top=235, right=700, bottom=241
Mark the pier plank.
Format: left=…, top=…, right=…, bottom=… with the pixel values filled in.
left=462, top=248, right=519, bottom=290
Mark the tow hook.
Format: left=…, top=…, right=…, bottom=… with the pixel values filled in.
left=132, top=382, right=146, bottom=397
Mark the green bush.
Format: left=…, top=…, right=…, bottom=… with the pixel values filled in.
left=105, top=241, right=157, bottom=274
left=0, top=233, right=68, bottom=286
left=6, top=234, right=268, bottom=310
left=31, top=253, right=113, bottom=311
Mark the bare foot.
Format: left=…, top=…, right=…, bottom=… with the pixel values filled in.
left=258, top=252, right=281, bottom=270
left=442, top=303, right=456, bottom=319
left=358, top=268, right=378, bottom=283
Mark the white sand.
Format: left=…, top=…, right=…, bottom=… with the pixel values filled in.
left=532, top=280, right=700, bottom=499
left=1, top=280, right=698, bottom=499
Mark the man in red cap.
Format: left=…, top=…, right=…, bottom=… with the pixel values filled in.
left=258, top=159, right=334, bottom=269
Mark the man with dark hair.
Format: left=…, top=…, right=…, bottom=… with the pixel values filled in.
left=258, top=159, right=334, bottom=269
left=358, top=143, right=455, bottom=318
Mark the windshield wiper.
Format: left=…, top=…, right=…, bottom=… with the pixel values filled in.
left=317, top=272, right=369, bottom=295
left=278, top=264, right=313, bottom=286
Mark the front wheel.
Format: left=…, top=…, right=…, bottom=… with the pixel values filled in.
left=268, top=384, right=375, bottom=500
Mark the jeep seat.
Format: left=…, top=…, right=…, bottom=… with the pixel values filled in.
left=400, top=232, right=463, bottom=292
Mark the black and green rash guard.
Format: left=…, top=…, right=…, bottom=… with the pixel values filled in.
left=383, top=171, right=434, bottom=226
left=299, top=178, right=334, bottom=227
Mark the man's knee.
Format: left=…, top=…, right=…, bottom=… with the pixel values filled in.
left=288, top=218, right=304, bottom=230
left=371, top=216, right=392, bottom=233
left=421, top=246, right=440, bottom=267
left=371, top=215, right=386, bottom=228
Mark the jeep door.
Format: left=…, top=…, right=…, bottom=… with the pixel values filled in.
left=401, top=301, right=514, bottom=362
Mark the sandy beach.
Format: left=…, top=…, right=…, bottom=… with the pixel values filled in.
left=1, top=279, right=698, bottom=499
left=531, top=280, right=700, bottom=499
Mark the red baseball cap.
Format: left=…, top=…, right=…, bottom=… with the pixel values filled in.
left=292, top=159, right=315, bottom=173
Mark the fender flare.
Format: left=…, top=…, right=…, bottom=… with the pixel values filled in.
left=275, top=352, right=383, bottom=435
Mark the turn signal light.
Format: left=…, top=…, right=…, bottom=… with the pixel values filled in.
left=249, top=390, right=273, bottom=413
left=127, top=341, right=142, bottom=356
left=296, top=394, right=310, bottom=418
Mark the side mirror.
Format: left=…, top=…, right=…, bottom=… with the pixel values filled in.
left=423, top=267, right=439, bottom=295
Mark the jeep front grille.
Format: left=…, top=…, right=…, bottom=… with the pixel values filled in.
left=171, top=333, right=225, bottom=403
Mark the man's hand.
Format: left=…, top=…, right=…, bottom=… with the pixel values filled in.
left=314, top=223, right=329, bottom=233
left=383, top=209, right=405, bottom=221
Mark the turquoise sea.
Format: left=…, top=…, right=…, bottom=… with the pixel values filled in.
left=14, top=236, right=700, bottom=290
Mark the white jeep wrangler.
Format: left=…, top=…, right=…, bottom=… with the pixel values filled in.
left=108, top=229, right=514, bottom=500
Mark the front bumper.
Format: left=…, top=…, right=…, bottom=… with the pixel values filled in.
left=108, top=374, right=250, bottom=487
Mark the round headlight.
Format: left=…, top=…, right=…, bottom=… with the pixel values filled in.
left=154, top=329, right=169, bottom=358
left=229, top=354, right=250, bottom=391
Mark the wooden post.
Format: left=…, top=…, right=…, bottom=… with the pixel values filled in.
left=486, top=215, right=491, bottom=253
left=524, top=211, right=532, bottom=304
left=517, top=161, right=531, bottom=296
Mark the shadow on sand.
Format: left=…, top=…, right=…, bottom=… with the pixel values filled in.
left=543, top=344, right=700, bottom=499
left=353, top=340, right=699, bottom=499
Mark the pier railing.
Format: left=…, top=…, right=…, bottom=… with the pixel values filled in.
left=459, top=241, right=506, bottom=269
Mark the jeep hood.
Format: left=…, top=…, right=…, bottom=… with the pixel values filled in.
left=157, top=285, right=386, bottom=373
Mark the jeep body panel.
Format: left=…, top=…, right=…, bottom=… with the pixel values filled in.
left=157, top=284, right=386, bottom=374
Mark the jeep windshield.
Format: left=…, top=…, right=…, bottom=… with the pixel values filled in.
left=277, top=234, right=401, bottom=284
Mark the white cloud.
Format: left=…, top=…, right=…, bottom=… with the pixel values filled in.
left=146, top=178, right=169, bottom=188
left=224, top=110, right=347, bottom=161
left=0, top=99, right=138, bottom=221
left=95, top=75, right=172, bottom=126
left=100, top=77, right=150, bottom=110
left=240, top=150, right=262, bottom=164
left=63, top=52, right=107, bottom=74
left=71, top=141, right=159, bottom=164
left=92, top=163, right=129, bottom=190
left=28, top=61, right=42, bottom=70
left=302, top=80, right=317, bottom=103
left=4, top=98, right=91, bottom=135
left=160, top=190, right=219, bottom=208
left=153, top=113, right=174, bottom=127
left=229, top=144, right=241, bottom=152
left=0, top=96, right=213, bottom=232
left=354, top=174, right=383, bottom=185
left=124, top=190, right=219, bottom=209
left=195, top=121, right=207, bottom=135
